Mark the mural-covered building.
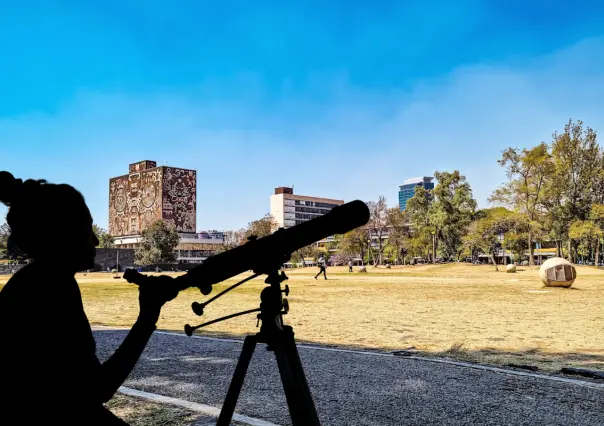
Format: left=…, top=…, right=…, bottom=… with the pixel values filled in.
left=109, top=161, right=221, bottom=264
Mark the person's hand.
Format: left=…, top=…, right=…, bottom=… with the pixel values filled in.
left=136, top=274, right=180, bottom=325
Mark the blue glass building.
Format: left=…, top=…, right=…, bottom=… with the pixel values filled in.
left=399, top=177, right=435, bottom=211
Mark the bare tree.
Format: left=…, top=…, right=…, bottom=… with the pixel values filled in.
left=367, top=196, right=388, bottom=265
left=0, top=223, right=9, bottom=259
left=218, top=229, right=245, bottom=253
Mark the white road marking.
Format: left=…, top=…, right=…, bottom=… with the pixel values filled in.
left=118, top=386, right=280, bottom=426
left=93, top=326, right=604, bottom=391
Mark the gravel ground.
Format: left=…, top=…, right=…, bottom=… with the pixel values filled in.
left=95, top=329, right=604, bottom=426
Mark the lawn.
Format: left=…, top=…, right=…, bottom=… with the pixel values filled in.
left=1, top=263, right=603, bottom=372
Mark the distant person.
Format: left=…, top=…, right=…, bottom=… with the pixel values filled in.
left=0, top=172, right=180, bottom=425
left=348, top=260, right=353, bottom=273
left=314, top=254, right=327, bottom=280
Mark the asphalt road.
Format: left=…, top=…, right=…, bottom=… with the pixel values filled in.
left=94, top=329, right=604, bottom=426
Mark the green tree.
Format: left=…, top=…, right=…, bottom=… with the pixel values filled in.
left=430, top=171, right=477, bottom=260
left=406, top=185, right=434, bottom=261
left=463, top=209, right=516, bottom=271
left=549, top=119, right=601, bottom=261
left=135, top=220, right=180, bottom=265
left=501, top=213, right=530, bottom=262
left=405, top=232, right=432, bottom=262
left=407, top=171, right=477, bottom=262
left=589, top=204, right=604, bottom=266
left=490, top=143, right=554, bottom=266
left=244, top=214, right=278, bottom=240
left=340, top=227, right=368, bottom=265
left=569, top=220, right=602, bottom=264
left=386, top=207, right=409, bottom=264
left=92, top=224, right=115, bottom=248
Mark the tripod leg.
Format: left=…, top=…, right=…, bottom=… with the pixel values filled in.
left=217, top=335, right=257, bottom=426
left=273, top=326, right=321, bottom=426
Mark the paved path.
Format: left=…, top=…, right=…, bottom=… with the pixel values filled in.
left=94, top=329, right=604, bottom=426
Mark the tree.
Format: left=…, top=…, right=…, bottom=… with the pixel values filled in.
left=430, top=171, right=477, bottom=260
left=92, top=224, right=115, bottom=248
left=340, top=228, right=368, bottom=265
left=569, top=220, right=602, bottom=264
left=463, top=219, right=498, bottom=269
left=463, top=209, right=516, bottom=271
left=501, top=212, right=530, bottom=263
left=589, top=204, right=604, bottom=266
left=490, top=143, right=554, bottom=266
left=386, top=207, right=409, bottom=264
left=366, top=197, right=388, bottom=265
left=135, top=220, right=180, bottom=265
left=0, top=223, right=9, bottom=259
left=549, top=120, right=600, bottom=261
left=406, top=186, right=434, bottom=262
left=407, top=171, right=477, bottom=262
left=218, top=229, right=245, bottom=253
left=244, top=214, right=278, bottom=240
left=292, top=243, right=316, bottom=266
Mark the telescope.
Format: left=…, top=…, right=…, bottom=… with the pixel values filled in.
left=123, top=199, right=370, bottom=426
left=125, top=199, right=370, bottom=294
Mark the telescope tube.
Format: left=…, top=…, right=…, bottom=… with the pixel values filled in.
left=125, top=199, right=370, bottom=291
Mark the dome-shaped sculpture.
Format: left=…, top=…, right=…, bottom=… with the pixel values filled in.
left=539, top=257, right=576, bottom=288
left=506, top=264, right=516, bottom=273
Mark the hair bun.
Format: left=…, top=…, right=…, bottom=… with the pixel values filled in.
left=0, top=171, right=23, bottom=206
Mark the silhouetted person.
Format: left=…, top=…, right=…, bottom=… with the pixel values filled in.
left=0, top=172, right=179, bottom=425
left=314, top=254, right=327, bottom=280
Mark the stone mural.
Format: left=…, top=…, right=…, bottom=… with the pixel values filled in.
left=109, top=163, right=196, bottom=237
left=129, top=160, right=157, bottom=174
left=162, top=167, right=197, bottom=233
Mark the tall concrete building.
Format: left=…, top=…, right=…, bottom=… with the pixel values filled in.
left=399, top=176, right=435, bottom=211
left=270, top=187, right=344, bottom=228
left=108, top=160, right=221, bottom=264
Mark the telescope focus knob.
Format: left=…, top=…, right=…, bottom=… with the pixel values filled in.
left=281, top=284, right=290, bottom=296
left=184, top=324, right=194, bottom=337
left=192, top=302, right=205, bottom=316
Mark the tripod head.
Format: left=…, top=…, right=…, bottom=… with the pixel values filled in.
left=184, top=265, right=292, bottom=343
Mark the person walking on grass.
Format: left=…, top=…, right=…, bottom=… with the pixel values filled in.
left=315, top=254, right=327, bottom=280
left=0, top=171, right=180, bottom=425
left=348, top=260, right=353, bottom=272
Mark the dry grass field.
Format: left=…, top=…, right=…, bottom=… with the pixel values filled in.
left=1, top=263, right=603, bottom=372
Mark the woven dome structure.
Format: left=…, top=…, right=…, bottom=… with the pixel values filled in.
left=539, top=257, right=576, bottom=288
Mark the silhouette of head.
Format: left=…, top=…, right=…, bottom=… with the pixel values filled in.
left=0, top=171, right=99, bottom=271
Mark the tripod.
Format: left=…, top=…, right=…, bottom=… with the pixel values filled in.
left=217, top=269, right=320, bottom=426
left=184, top=268, right=321, bottom=426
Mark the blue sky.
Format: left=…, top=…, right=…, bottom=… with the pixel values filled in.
left=2, top=1, right=604, bottom=230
